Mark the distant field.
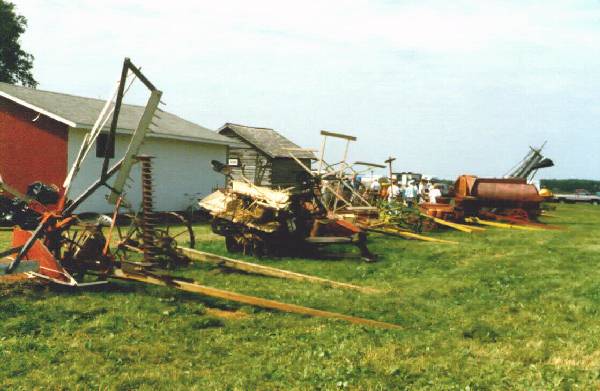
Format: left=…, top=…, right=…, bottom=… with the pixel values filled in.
left=1, top=204, right=599, bottom=389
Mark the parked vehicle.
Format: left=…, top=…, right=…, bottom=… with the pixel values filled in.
left=553, top=189, right=600, bottom=204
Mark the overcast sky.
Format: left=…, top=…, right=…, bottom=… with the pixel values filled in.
left=13, top=0, right=600, bottom=179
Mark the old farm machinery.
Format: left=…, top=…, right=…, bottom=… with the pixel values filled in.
left=0, top=58, right=398, bottom=329
left=197, top=130, right=389, bottom=262
left=286, top=134, right=459, bottom=244
left=420, top=144, right=557, bottom=230
left=200, top=166, right=378, bottom=262
left=0, top=58, right=186, bottom=284
left=504, top=142, right=554, bottom=182
left=420, top=175, right=555, bottom=230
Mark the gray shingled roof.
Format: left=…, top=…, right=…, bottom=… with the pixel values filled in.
left=0, top=82, right=233, bottom=145
left=218, top=123, right=315, bottom=159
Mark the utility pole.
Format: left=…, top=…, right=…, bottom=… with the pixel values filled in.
left=385, top=156, right=396, bottom=182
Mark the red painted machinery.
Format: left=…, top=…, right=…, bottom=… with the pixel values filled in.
left=421, top=175, right=545, bottom=224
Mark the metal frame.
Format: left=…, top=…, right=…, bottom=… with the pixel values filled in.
left=5, top=58, right=162, bottom=276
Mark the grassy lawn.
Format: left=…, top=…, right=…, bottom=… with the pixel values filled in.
left=1, top=204, right=599, bottom=389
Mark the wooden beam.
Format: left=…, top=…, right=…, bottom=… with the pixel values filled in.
left=111, top=269, right=400, bottom=330
left=368, top=227, right=459, bottom=244
left=465, top=217, right=545, bottom=231
left=420, top=214, right=485, bottom=233
left=320, top=130, right=357, bottom=141
left=179, top=247, right=379, bottom=294
left=354, top=161, right=386, bottom=169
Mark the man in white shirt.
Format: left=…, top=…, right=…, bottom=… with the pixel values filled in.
left=429, top=184, right=442, bottom=204
left=370, top=179, right=381, bottom=192
left=388, top=180, right=400, bottom=202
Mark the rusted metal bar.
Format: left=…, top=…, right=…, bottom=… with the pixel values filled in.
left=63, top=159, right=124, bottom=216
left=102, top=58, right=130, bottom=179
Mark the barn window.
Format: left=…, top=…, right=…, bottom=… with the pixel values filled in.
left=96, top=133, right=115, bottom=158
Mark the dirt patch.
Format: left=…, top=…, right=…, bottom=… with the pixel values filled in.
left=205, top=307, right=249, bottom=320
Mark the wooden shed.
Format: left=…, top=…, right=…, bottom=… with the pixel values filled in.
left=218, top=123, right=315, bottom=189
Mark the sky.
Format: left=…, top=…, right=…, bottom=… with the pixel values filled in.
left=12, top=0, right=600, bottom=180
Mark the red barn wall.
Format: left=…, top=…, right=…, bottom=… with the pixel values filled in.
left=0, top=97, right=68, bottom=194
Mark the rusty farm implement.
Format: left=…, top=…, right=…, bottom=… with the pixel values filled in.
left=0, top=58, right=399, bottom=330
left=285, top=132, right=459, bottom=245
left=420, top=174, right=559, bottom=231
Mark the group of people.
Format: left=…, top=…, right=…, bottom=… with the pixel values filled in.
left=333, top=175, right=445, bottom=209
left=361, top=177, right=443, bottom=206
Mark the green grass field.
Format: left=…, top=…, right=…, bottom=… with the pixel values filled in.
left=1, top=204, right=599, bottom=390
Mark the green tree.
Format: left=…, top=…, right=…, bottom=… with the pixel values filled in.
left=0, top=0, right=36, bottom=87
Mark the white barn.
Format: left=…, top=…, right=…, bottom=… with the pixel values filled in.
left=0, top=82, right=236, bottom=213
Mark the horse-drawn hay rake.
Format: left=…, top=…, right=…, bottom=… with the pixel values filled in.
left=0, top=59, right=399, bottom=330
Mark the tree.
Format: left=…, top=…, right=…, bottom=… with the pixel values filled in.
left=0, top=0, right=36, bottom=87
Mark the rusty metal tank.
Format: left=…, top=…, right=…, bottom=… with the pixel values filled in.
left=450, top=175, right=544, bottom=221
left=454, top=175, right=543, bottom=202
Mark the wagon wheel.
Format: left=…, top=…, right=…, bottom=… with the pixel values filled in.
left=60, top=222, right=112, bottom=280
left=154, top=212, right=196, bottom=249
left=116, top=212, right=195, bottom=250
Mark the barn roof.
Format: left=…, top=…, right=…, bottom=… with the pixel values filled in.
left=0, top=82, right=234, bottom=146
left=218, top=123, right=315, bottom=159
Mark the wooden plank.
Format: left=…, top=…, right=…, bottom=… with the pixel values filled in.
left=420, top=214, right=484, bottom=233
left=111, top=269, right=400, bottom=330
left=320, top=130, right=357, bottom=141
left=354, top=161, right=386, bottom=169
left=465, top=217, right=546, bottom=231
left=368, top=228, right=459, bottom=244
left=179, top=247, right=379, bottom=294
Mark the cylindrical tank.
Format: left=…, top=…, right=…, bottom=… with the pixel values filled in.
left=472, top=179, right=543, bottom=202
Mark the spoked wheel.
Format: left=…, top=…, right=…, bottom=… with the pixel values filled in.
left=154, top=212, right=196, bottom=249
left=60, top=222, right=112, bottom=280
left=115, top=212, right=195, bottom=260
left=115, top=213, right=143, bottom=256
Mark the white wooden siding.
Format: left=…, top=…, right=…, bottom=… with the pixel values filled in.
left=67, top=128, right=226, bottom=213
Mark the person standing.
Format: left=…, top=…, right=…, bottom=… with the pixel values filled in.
left=404, top=180, right=417, bottom=206
left=369, top=179, right=381, bottom=202
left=388, top=180, right=401, bottom=202
left=429, top=184, right=442, bottom=204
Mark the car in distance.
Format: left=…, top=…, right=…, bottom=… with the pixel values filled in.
left=553, top=189, right=600, bottom=204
